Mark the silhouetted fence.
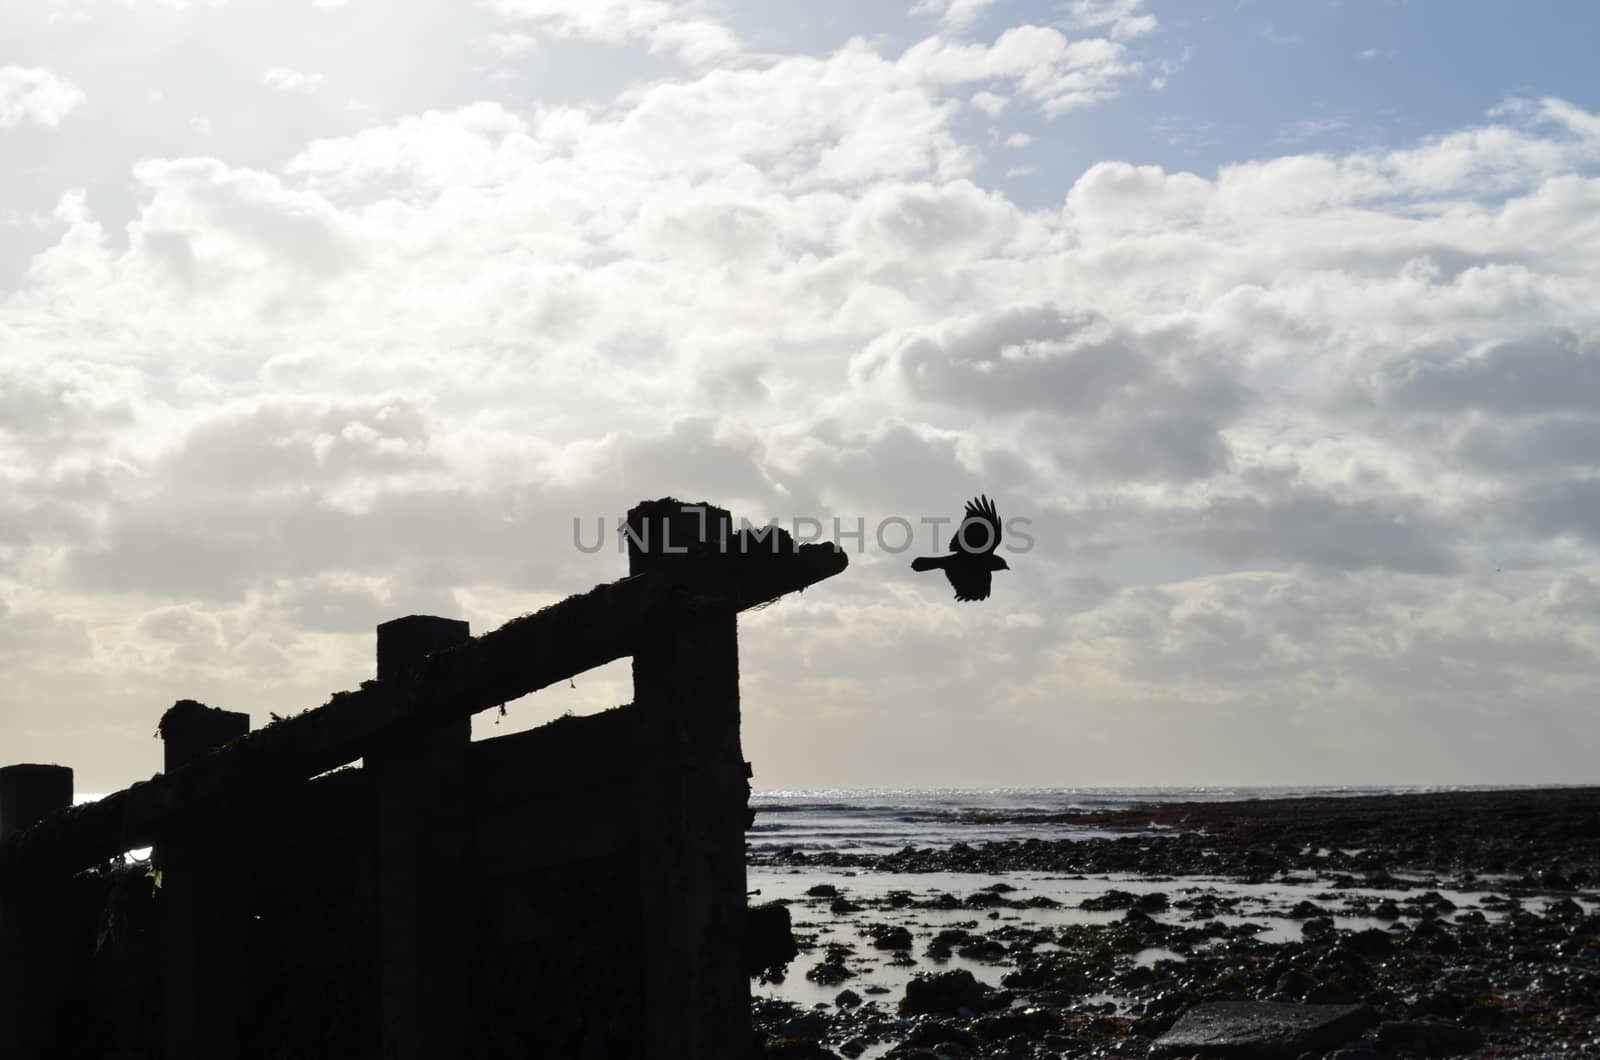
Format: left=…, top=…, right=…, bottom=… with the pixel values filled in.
left=0, top=499, right=846, bottom=1059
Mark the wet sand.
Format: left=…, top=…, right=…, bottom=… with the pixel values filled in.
left=748, top=786, right=1600, bottom=1059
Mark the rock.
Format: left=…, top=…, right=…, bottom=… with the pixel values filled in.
left=830, top=897, right=863, bottom=914
left=1345, top=928, right=1394, bottom=957
left=1306, top=982, right=1358, bottom=1005
left=1546, top=896, right=1584, bottom=918
left=838, top=1038, right=867, bottom=1059
left=1326, top=1046, right=1380, bottom=1060
left=971, top=1008, right=1057, bottom=1042
left=1082, top=889, right=1139, bottom=910
left=806, top=956, right=855, bottom=986
left=1145, top=990, right=1189, bottom=1016
left=1150, top=1002, right=1378, bottom=1059
left=806, top=884, right=840, bottom=898
left=956, top=938, right=1007, bottom=962
left=905, top=1022, right=977, bottom=1050
left=1375, top=1019, right=1484, bottom=1055
left=834, top=989, right=861, bottom=1008
left=779, top=1012, right=829, bottom=1040
left=1300, top=916, right=1335, bottom=939
left=1121, top=966, right=1157, bottom=989
left=872, top=925, right=914, bottom=950
left=749, top=901, right=800, bottom=976
left=1275, top=971, right=1317, bottom=998
left=1411, top=890, right=1457, bottom=912
left=900, top=969, right=997, bottom=1016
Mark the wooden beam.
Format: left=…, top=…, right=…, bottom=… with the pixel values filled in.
left=0, top=542, right=846, bottom=886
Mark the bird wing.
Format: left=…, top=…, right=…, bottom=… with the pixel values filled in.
left=943, top=561, right=993, bottom=602
left=947, top=494, right=1002, bottom=555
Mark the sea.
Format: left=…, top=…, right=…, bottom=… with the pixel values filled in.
left=745, top=785, right=1522, bottom=858
left=745, top=785, right=1580, bottom=1022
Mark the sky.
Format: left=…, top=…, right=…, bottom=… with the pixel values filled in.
left=4, top=0, right=1600, bottom=794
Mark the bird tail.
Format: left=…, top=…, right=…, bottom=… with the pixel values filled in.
left=911, top=555, right=948, bottom=572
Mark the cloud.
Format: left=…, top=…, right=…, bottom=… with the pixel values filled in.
left=483, top=0, right=740, bottom=64
left=4, top=0, right=1600, bottom=788
left=0, top=597, right=91, bottom=659
left=262, top=67, right=325, bottom=94
left=1066, top=0, right=1157, bottom=41
left=969, top=90, right=1007, bottom=115
left=855, top=307, right=1150, bottom=414
left=1368, top=332, right=1600, bottom=418
left=0, top=65, right=85, bottom=128
left=1183, top=493, right=1461, bottom=575
left=1457, top=416, right=1600, bottom=472
left=910, top=0, right=998, bottom=32
left=900, top=26, right=1143, bottom=115
left=843, top=179, right=1021, bottom=258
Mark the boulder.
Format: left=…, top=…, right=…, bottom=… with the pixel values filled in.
left=900, top=969, right=998, bottom=1016
left=1149, top=1001, right=1378, bottom=1059
left=748, top=902, right=799, bottom=977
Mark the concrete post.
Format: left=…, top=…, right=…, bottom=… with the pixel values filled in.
left=371, top=615, right=474, bottom=1060
left=0, top=763, right=74, bottom=1059
left=627, top=499, right=751, bottom=1060
left=158, top=701, right=251, bottom=1060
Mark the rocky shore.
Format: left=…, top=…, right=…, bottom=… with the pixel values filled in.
left=747, top=787, right=1600, bottom=1059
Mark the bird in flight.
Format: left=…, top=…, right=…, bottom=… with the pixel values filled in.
left=912, top=495, right=1010, bottom=601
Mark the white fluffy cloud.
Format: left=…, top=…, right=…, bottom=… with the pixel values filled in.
left=0, top=65, right=85, bottom=127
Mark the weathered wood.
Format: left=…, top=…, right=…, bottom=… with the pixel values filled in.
left=161, top=822, right=249, bottom=1060
left=0, top=542, right=846, bottom=885
left=0, top=765, right=74, bottom=1058
left=371, top=615, right=474, bottom=1060
left=471, top=706, right=642, bottom=809
left=159, top=703, right=252, bottom=1060
left=159, top=701, right=249, bottom=774
left=630, top=500, right=752, bottom=1059
left=0, top=766, right=72, bottom=838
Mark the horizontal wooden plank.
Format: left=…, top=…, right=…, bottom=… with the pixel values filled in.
left=0, top=543, right=846, bottom=885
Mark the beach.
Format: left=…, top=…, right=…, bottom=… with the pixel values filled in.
left=746, top=786, right=1600, bottom=1058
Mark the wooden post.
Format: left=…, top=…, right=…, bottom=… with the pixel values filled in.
left=160, top=699, right=249, bottom=773
left=628, top=500, right=752, bottom=1059
left=0, top=763, right=74, bottom=1058
left=159, top=701, right=251, bottom=1060
left=370, top=615, right=474, bottom=1060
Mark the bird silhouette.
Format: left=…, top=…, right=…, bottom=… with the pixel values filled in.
left=912, top=495, right=1010, bottom=601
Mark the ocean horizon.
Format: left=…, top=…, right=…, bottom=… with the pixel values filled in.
left=747, top=783, right=1584, bottom=858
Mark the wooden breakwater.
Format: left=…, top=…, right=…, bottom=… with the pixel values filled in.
left=0, top=499, right=846, bottom=1059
